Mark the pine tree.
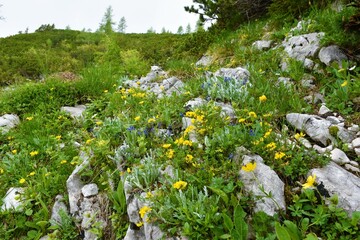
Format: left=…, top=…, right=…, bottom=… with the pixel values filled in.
left=177, top=26, right=184, bottom=34
left=186, top=23, right=192, bottom=33
left=117, top=17, right=127, bottom=33
left=99, top=6, right=115, bottom=34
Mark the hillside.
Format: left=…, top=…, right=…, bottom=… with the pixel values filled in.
left=0, top=1, right=360, bottom=240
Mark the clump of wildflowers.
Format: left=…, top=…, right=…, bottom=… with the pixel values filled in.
left=173, top=180, right=188, bottom=190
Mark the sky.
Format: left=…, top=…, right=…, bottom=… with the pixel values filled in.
left=0, top=0, right=200, bottom=37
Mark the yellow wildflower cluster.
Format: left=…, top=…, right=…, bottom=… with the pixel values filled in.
left=266, top=142, right=277, bottom=151
left=30, top=151, right=39, bottom=157
left=162, top=144, right=171, bottom=149
left=166, top=149, right=175, bottom=159
left=302, top=174, right=316, bottom=189
left=0, top=168, right=4, bottom=174
left=148, top=118, right=156, bottom=123
left=139, top=206, right=152, bottom=218
left=259, top=95, right=267, bottom=102
left=248, top=111, right=257, bottom=118
left=294, top=132, right=306, bottom=140
left=134, top=116, right=141, bottom=121
left=252, top=137, right=264, bottom=146
left=175, top=137, right=193, bottom=147
left=55, top=135, right=62, bottom=140
left=185, top=154, right=194, bottom=164
left=26, top=116, right=34, bottom=121
left=341, top=81, right=348, bottom=87
left=184, top=125, right=196, bottom=135
left=264, top=129, right=272, bottom=138
left=274, top=152, right=286, bottom=160
left=173, top=180, right=188, bottom=190
left=241, top=162, right=257, bottom=172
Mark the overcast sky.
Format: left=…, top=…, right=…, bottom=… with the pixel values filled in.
left=0, top=0, right=200, bottom=37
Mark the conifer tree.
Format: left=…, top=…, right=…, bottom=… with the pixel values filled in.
left=99, top=6, right=115, bottom=34
left=117, top=17, right=127, bottom=33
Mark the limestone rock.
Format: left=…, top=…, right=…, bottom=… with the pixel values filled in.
left=318, top=45, right=347, bottom=66
left=239, top=155, right=285, bottom=216
left=282, top=32, right=325, bottom=61
left=1, top=187, right=25, bottom=211
left=214, top=102, right=236, bottom=119
left=61, top=105, right=86, bottom=118
left=82, top=183, right=99, bottom=198
left=303, top=93, right=325, bottom=104
left=184, top=98, right=206, bottom=110
left=330, top=148, right=350, bottom=165
left=286, top=113, right=334, bottom=145
left=196, top=55, right=213, bottom=67
left=0, top=114, right=20, bottom=134
left=309, top=162, right=360, bottom=216
left=214, top=67, right=250, bottom=84
left=318, top=105, right=332, bottom=116
left=351, top=138, right=360, bottom=148
left=252, top=40, right=272, bottom=51
left=50, top=195, right=69, bottom=226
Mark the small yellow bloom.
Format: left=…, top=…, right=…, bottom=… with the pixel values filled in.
left=139, top=206, right=151, bottom=218
left=340, top=81, right=348, bottom=87
left=12, top=149, right=17, bottom=154
left=160, top=85, right=165, bottom=91
left=136, top=222, right=144, bottom=227
left=241, top=162, right=257, bottom=172
left=294, top=132, right=306, bottom=140
left=274, top=152, right=286, bottom=160
left=96, top=121, right=103, bottom=126
left=19, top=178, right=26, bottom=184
left=266, top=142, right=277, bottom=151
left=136, top=81, right=141, bottom=85
left=0, top=168, right=4, bottom=174
left=264, top=129, right=272, bottom=138
left=175, top=137, right=184, bottom=145
left=26, top=116, right=33, bottom=121
left=148, top=118, right=156, bottom=123
left=86, top=139, right=94, bottom=145
left=198, top=128, right=206, bottom=135
left=238, top=118, right=246, bottom=123
left=183, top=140, right=193, bottom=146
left=146, top=191, right=153, bottom=198
left=55, top=135, right=62, bottom=140
left=302, top=174, right=316, bottom=189
left=139, top=101, right=144, bottom=105
left=127, top=168, right=131, bottom=173
left=248, top=112, right=257, bottom=118
left=103, top=90, right=108, bottom=93
left=162, top=144, right=172, bottom=149
left=60, top=160, right=67, bottom=164
left=185, top=111, right=197, bottom=118
left=184, top=125, right=196, bottom=135
left=28, top=171, right=36, bottom=176
left=134, top=116, right=141, bottom=121
left=259, top=95, right=267, bottom=102
left=45, top=172, right=51, bottom=177
left=173, top=180, right=188, bottom=190
left=185, top=154, right=194, bottom=163
left=166, top=149, right=175, bottom=159
left=30, top=151, right=39, bottom=157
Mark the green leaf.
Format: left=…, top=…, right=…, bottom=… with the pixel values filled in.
left=351, top=211, right=360, bottom=226
left=220, top=234, right=232, bottom=239
left=222, top=213, right=233, bottom=232
left=234, top=205, right=248, bottom=240
left=304, top=233, right=318, bottom=240
left=275, top=222, right=291, bottom=240
left=25, top=209, right=33, bottom=216
left=283, top=220, right=301, bottom=240
left=300, top=218, right=309, bottom=233
left=208, top=186, right=229, bottom=205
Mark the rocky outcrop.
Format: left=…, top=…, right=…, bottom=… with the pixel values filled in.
left=318, top=45, right=347, bottom=66
left=61, top=105, right=86, bottom=119
left=0, top=114, right=20, bottom=134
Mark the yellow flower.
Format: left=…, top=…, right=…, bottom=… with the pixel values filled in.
left=45, top=172, right=51, bottom=177
left=26, top=116, right=33, bottom=121
left=184, top=125, right=196, bottom=135
left=238, top=118, right=246, bottom=123
left=19, top=178, right=26, bottom=184
left=185, top=154, right=194, bottom=163
left=55, top=135, right=62, bottom=140
left=136, top=222, right=144, bottom=227
left=266, top=142, right=277, bottom=151
left=241, top=162, right=257, bottom=172
left=264, top=129, right=272, bottom=138
left=139, top=206, right=151, bottom=218
left=274, top=152, right=286, bottom=160
left=198, top=128, right=206, bottom=135
left=103, top=89, right=108, bottom=93
left=134, top=116, right=141, bottom=121
left=173, top=180, right=188, bottom=190
left=136, top=81, right=141, bottom=85
left=127, top=168, right=131, bottom=173
left=166, top=149, right=175, bottom=159
left=139, top=101, right=144, bottom=105
left=263, top=113, right=272, bottom=118
left=86, top=139, right=94, bottom=145
left=175, top=137, right=184, bottom=145
left=185, top=111, right=197, bottom=118
left=294, top=132, right=306, bottom=140
left=12, top=149, right=17, bottom=154
left=248, top=112, right=257, bottom=118
left=259, top=95, right=267, bottom=102
left=60, top=160, right=67, bottom=164
left=341, top=81, right=348, bottom=87
left=96, top=121, right=103, bottom=126
left=162, top=144, right=171, bottom=149
left=183, top=140, right=193, bottom=146
left=0, top=168, right=4, bottom=174
left=148, top=118, right=156, bottom=123
left=302, top=174, right=316, bottom=189
left=30, top=151, right=39, bottom=157
left=160, top=85, right=165, bottom=91
left=146, top=191, right=153, bottom=198
left=28, top=171, right=36, bottom=176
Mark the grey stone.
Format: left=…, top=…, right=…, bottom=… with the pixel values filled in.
left=127, top=196, right=141, bottom=224
left=313, top=144, right=333, bottom=154
left=355, top=148, right=360, bottom=157
left=144, top=222, right=164, bottom=240
left=286, top=113, right=334, bottom=145
left=319, top=45, right=347, bottom=66
left=214, top=67, right=250, bottom=83
left=1, top=187, right=25, bottom=211
left=282, top=32, right=325, bottom=61
left=351, top=138, right=360, bottom=148
left=252, top=40, right=272, bottom=51
left=301, top=75, right=316, bottom=89
left=277, top=77, right=293, bottom=87
left=214, top=102, right=236, bottom=119
left=330, top=148, right=350, bottom=165
left=304, top=58, right=315, bottom=70
left=196, top=55, right=213, bottom=67
left=319, top=105, right=332, bottom=115
left=61, top=105, right=86, bottom=118
left=299, top=137, right=312, bottom=149
left=348, top=124, right=359, bottom=133
left=123, top=226, right=145, bottom=240
left=309, top=162, right=360, bottom=216
left=303, top=93, right=325, bottom=104
left=326, top=116, right=341, bottom=125
left=50, top=195, right=69, bottom=226
left=337, top=127, right=356, bottom=143
left=161, top=165, right=175, bottom=179
left=344, top=164, right=360, bottom=173
left=184, top=98, right=206, bottom=109
left=81, top=183, right=99, bottom=198
left=239, top=155, right=285, bottom=216
left=0, top=114, right=20, bottom=133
